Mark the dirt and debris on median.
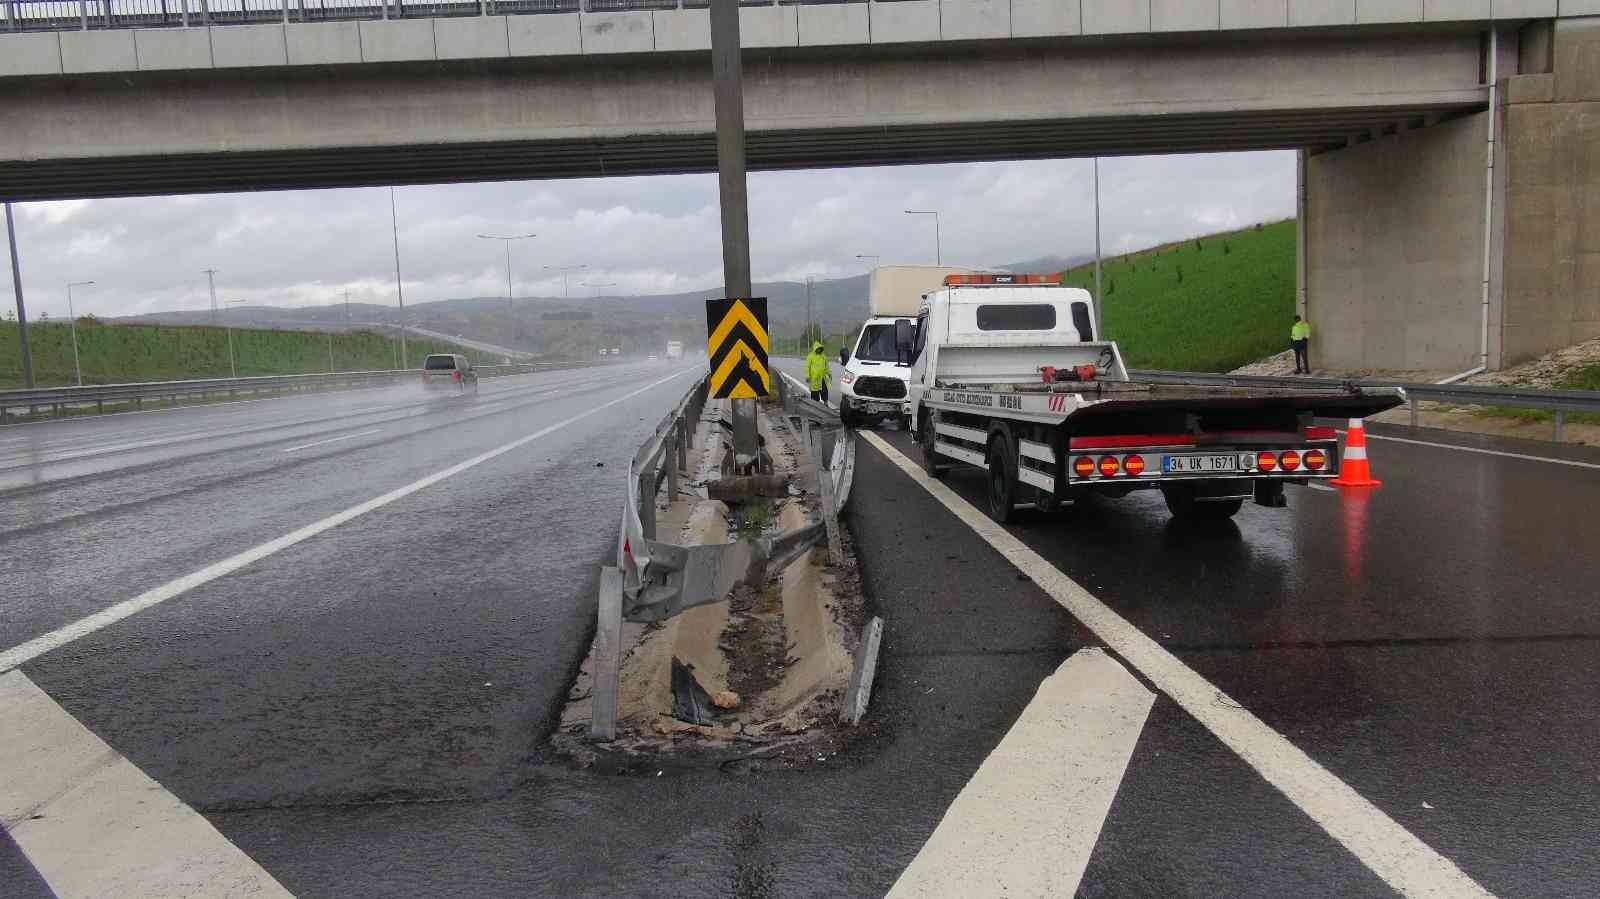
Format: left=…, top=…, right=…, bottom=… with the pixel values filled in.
left=552, top=396, right=874, bottom=772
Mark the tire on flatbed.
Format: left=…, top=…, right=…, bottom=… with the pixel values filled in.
left=986, top=427, right=1018, bottom=524
left=1161, top=484, right=1244, bottom=521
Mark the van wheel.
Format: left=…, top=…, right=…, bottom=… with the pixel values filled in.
left=839, top=399, right=856, bottom=429
left=1162, top=486, right=1243, bottom=520
left=987, top=432, right=1018, bottom=524
left=920, top=411, right=946, bottom=479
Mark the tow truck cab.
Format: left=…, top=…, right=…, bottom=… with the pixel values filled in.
left=906, top=273, right=1402, bottom=522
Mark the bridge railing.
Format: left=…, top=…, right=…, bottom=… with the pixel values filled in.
left=1, top=0, right=885, bottom=32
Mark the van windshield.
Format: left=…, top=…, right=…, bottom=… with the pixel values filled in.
left=423, top=356, right=456, bottom=370
left=855, top=322, right=909, bottom=363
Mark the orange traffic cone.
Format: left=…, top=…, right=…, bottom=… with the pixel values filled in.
left=1331, top=418, right=1381, bottom=487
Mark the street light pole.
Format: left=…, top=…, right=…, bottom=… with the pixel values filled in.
left=224, top=300, right=240, bottom=378
left=66, top=279, right=93, bottom=386
left=477, top=233, right=537, bottom=314
left=543, top=264, right=587, bottom=299
left=202, top=268, right=219, bottom=325
left=5, top=202, right=33, bottom=389
left=904, top=210, right=941, bottom=265
left=389, top=187, right=408, bottom=369
left=1092, top=158, right=1104, bottom=341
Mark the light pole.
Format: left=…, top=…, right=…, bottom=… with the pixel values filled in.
left=1092, top=157, right=1103, bottom=340
left=5, top=202, right=33, bottom=389
left=66, top=279, right=93, bottom=386
left=904, top=210, right=941, bottom=265
left=223, top=299, right=244, bottom=378
left=389, top=187, right=408, bottom=369
left=477, top=232, right=537, bottom=314
left=202, top=268, right=220, bottom=325
left=544, top=264, right=587, bottom=299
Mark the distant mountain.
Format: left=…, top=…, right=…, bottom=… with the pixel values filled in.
left=114, top=252, right=1101, bottom=359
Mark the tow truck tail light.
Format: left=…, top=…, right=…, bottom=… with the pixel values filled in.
left=1304, top=426, right=1337, bottom=440
left=1279, top=450, right=1301, bottom=471
left=1123, top=454, right=1146, bottom=476
left=1304, top=449, right=1328, bottom=470
left=1098, top=455, right=1121, bottom=477
left=1073, top=456, right=1095, bottom=478
left=1257, top=451, right=1279, bottom=472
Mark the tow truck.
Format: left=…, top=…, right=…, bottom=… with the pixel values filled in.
left=905, top=273, right=1405, bottom=522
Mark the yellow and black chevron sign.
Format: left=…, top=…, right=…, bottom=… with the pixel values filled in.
left=705, top=297, right=771, bottom=400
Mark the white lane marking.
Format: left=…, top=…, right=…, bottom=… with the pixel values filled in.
left=0, top=671, right=294, bottom=898
left=0, top=370, right=688, bottom=674
left=280, top=428, right=382, bottom=453
left=888, top=648, right=1153, bottom=899
left=860, top=431, right=1494, bottom=899
left=1362, top=432, right=1600, bottom=471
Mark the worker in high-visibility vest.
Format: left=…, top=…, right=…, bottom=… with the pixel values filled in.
left=805, top=341, right=831, bottom=402
left=1290, top=315, right=1311, bottom=374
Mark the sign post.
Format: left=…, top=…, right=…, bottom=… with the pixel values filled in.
left=710, top=0, right=759, bottom=465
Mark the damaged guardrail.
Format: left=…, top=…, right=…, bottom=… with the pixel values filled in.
left=591, top=369, right=855, bottom=740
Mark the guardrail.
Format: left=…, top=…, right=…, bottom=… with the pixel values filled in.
left=592, top=369, right=854, bottom=739
left=0, top=360, right=585, bottom=423
left=1131, top=368, right=1600, bottom=442
left=0, top=0, right=894, bottom=33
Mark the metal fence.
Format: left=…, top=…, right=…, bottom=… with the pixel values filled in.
left=1, top=0, right=889, bottom=31
left=1132, top=369, right=1600, bottom=442
left=0, top=360, right=584, bottom=422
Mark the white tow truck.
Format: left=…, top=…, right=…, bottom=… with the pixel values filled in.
left=906, top=273, right=1405, bottom=522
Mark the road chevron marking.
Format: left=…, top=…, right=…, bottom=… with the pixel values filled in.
left=0, top=670, right=294, bottom=898
left=860, top=431, right=1496, bottom=899
left=0, top=370, right=689, bottom=675
left=888, top=648, right=1154, bottom=899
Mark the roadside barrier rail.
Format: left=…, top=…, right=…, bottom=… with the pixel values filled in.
left=595, top=368, right=853, bottom=739
left=1131, top=369, right=1600, bottom=442
left=2, top=0, right=894, bottom=33
left=0, top=361, right=586, bottom=422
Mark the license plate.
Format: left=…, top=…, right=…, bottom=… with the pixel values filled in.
left=1163, top=454, right=1240, bottom=473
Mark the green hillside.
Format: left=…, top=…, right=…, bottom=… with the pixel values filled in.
left=0, top=319, right=493, bottom=388
left=1059, top=220, right=1296, bottom=373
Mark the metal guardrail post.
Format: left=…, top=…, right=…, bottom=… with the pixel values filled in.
left=80, top=0, right=87, bottom=29
left=199, top=0, right=206, bottom=25
left=675, top=415, right=689, bottom=475
left=1554, top=410, right=1567, bottom=443
left=808, top=425, right=843, bottom=563
left=103, top=0, right=111, bottom=27
left=181, top=0, right=187, bottom=27
left=1409, top=396, right=1419, bottom=428
left=3, top=1, right=14, bottom=32
left=666, top=419, right=682, bottom=502
left=637, top=465, right=657, bottom=540
left=589, top=566, right=623, bottom=741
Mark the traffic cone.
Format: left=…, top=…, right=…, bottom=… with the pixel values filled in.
left=1331, top=418, right=1381, bottom=487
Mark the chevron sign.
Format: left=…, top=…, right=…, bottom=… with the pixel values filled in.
left=705, top=297, right=772, bottom=400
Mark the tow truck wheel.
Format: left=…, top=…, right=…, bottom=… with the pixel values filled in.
left=919, top=411, right=946, bottom=479
left=986, top=432, right=1018, bottom=524
left=1161, top=485, right=1243, bottom=521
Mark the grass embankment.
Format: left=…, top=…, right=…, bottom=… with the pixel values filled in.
left=0, top=320, right=492, bottom=388
left=775, top=220, right=1297, bottom=373
left=1058, top=220, right=1296, bottom=372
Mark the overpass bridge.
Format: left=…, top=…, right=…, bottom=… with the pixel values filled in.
left=1, top=1, right=1598, bottom=370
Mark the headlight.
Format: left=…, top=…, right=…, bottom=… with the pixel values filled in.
left=841, top=373, right=855, bottom=385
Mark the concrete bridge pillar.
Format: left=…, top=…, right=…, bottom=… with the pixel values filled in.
left=1302, top=18, right=1600, bottom=373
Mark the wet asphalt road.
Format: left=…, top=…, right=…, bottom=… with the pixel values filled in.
left=6, top=360, right=1600, bottom=897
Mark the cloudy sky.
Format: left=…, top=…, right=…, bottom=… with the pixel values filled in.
left=2, top=151, right=1294, bottom=320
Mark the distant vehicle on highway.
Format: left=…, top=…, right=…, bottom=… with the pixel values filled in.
left=666, top=340, right=684, bottom=360
left=421, top=353, right=478, bottom=396
left=907, top=272, right=1404, bottom=522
